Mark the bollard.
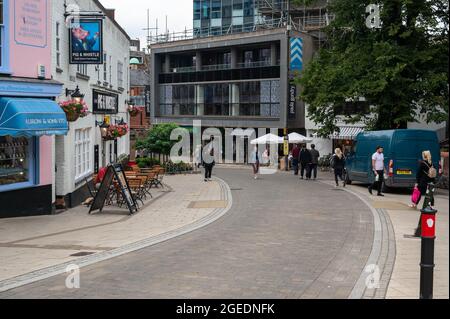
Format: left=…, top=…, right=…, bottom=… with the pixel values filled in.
left=419, top=206, right=437, bottom=299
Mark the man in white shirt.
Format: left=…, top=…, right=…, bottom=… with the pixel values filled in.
left=368, top=146, right=387, bottom=196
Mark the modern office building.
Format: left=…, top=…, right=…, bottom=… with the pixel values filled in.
left=193, top=0, right=330, bottom=38
left=150, top=28, right=315, bottom=136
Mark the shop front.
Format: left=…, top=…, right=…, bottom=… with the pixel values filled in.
left=332, top=126, right=365, bottom=155
left=0, top=84, right=68, bottom=217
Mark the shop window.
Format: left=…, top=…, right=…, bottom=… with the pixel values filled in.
left=74, top=128, right=92, bottom=181
left=0, top=136, right=35, bottom=190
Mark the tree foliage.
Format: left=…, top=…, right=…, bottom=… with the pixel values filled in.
left=293, top=0, right=449, bottom=137
left=135, top=123, right=180, bottom=155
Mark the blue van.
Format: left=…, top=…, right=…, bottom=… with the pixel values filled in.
left=345, top=129, right=441, bottom=190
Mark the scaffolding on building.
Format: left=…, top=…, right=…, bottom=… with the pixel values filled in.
left=148, top=0, right=333, bottom=45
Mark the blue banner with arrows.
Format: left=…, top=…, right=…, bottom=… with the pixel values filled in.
left=290, top=37, right=303, bottom=72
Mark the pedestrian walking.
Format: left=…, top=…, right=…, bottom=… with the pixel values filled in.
left=309, top=144, right=320, bottom=180
left=203, top=141, right=215, bottom=182
left=299, top=145, right=312, bottom=180
left=331, top=148, right=346, bottom=187
left=409, top=150, right=437, bottom=208
left=250, top=146, right=260, bottom=179
left=292, top=144, right=300, bottom=175
left=262, top=148, right=270, bottom=165
left=368, top=146, right=387, bottom=196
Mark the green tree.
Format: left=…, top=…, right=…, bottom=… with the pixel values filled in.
left=294, top=0, right=449, bottom=137
left=136, top=123, right=181, bottom=156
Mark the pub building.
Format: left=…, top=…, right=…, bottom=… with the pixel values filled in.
left=0, top=0, right=68, bottom=217
left=52, top=0, right=131, bottom=209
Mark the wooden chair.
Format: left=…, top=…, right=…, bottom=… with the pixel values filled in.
left=131, top=166, right=141, bottom=173
left=127, top=178, right=145, bottom=207
left=135, top=174, right=152, bottom=198
left=154, top=168, right=165, bottom=188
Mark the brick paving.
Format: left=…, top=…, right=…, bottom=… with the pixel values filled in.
left=0, top=168, right=374, bottom=299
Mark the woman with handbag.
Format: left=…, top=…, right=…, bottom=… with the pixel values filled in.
left=409, top=150, right=436, bottom=208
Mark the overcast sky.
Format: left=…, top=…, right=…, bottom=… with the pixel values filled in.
left=99, top=0, right=193, bottom=49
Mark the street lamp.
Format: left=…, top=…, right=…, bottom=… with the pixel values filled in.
left=66, top=86, right=85, bottom=104
left=96, top=118, right=110, bottom=139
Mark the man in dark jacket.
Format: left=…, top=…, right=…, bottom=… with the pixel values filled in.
left=299, top=145, right=312, bottom=180
left=309, top=144, right=320, bottom=180
left=292, top=144, right=300, bottom=175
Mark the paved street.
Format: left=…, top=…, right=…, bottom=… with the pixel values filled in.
left=0, top=174, right=225, bottom=284
left=1, top=168, right=376, bottom=299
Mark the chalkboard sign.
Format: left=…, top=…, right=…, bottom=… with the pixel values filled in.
left=89, top=166, right=115, bottom=214
left=89, top=165, right=138, bottom=215
left=113, top=164, right=138, bottom=215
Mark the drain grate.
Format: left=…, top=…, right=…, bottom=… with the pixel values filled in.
left=230, top=188, right=243, bottom=191
left=70, top=251, right=95, bottom=257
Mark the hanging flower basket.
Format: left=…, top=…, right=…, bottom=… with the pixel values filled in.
left=66, top=112, right=80, bottom=122
left=59, top=99, right=89, bottom=122
left=104, top=123, right=129, bottom=140
left=127, top=105, right=142, bottom=117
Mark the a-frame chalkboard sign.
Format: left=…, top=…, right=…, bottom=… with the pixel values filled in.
left=89, top=164, right=138, bottom=215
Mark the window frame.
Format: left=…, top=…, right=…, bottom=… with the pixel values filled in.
left=117, top=60, right=124, bottom=89
left=74, top=128, right=93, bottom=183
left=55, top=21, right=61, bottom=68
left=77, top=64, right=88, bottom=75
left=0, top=0, right=11, bottom=74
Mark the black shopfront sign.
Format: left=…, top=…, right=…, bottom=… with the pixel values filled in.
left=288, top=84, right=297, bottom=120
left=93, top=90, right=118, bottom=114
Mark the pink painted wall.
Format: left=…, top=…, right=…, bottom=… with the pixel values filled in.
left=9, top=0, right=52, bottom=79
left=39, top=136, right=52, bottom=185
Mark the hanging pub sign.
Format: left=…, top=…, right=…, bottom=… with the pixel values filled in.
left=288, top=84, right=297, bottom=120
left=69, top=18, right=103, bottom=64
left=93, top=90, right=118, bottom=114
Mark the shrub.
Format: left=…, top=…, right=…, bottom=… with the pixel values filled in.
left=136, top=157, right=160, bottom=168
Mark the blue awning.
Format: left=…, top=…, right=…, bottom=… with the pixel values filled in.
left=0, top=98, right=69, bottom=137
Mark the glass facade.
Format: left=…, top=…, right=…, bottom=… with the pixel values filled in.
left=159, top=80, right=280, bottom=117
left=193, top=0, right=258, bottom=37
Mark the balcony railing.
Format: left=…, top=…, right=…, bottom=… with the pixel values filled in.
left=171, top=66, right=196, bottom=73
left=167, top=62, right=276, bottom=74
left=237, top=61, right=273, bottom=68
left=201, top=64, right=231, bottom=71
left=159, top=103, right=281, bottom=118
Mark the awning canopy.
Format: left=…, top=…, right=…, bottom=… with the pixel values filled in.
left=288, top=132, right=313, bottom=144
left=250, top=133, right=283, bottom=145
left=0, top=98, right=69, bottom=137
left=332, top=126, right=365, bottom=140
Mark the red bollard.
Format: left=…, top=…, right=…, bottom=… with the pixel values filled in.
left=419, top=206, right=437, bottom=299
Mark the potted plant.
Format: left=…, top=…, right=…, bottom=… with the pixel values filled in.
left=59, top=99, right=89, bottom=122
left=127, top=105, right=141, bottom=117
